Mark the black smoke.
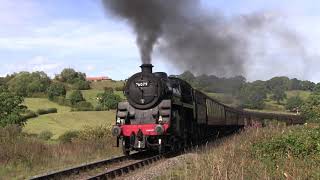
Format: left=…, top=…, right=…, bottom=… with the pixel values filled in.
left=102, top=0, right=187, bottom=64
left=102, top=0, right=306, bottom=77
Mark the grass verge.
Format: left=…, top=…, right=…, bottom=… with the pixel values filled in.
left=0, top=125, right=121, bottom=179
left=158, top=123, right=320, bottom=179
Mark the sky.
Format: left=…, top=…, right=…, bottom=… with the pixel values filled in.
left=0, top=0, right=320, bottom=82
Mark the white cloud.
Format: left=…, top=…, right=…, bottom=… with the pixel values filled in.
left=3, top=56, right=64, bottom=77
left=0, top=20, right=136, bottom=54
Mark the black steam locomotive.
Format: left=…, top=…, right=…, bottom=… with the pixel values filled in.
left=112, top=64, right=303, bottom=155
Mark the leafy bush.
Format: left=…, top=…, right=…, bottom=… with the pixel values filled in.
left=94, top=104, right=108, bottom=111
left=58, top=130, right=79, bottom=143
left=47, top=83, right=66, bottom=100
left=238, top=83, right=267, bottom=109
left=47, top=108, right=58, bottom=113
left=97, top=90, right=122, bottom=110
left=72, top=101, right=94, bottom=111
left=36, top=109, right=48, bottom=115
left=103, top=87, right=114, bottom=92
left=271, top=87, right=287, bottom=104
left=78, top=125, right=112, bottom=141
left=69, top=90, right=85, bottom=106
left=52, top=96, right=72, bottom=107
left=73, top=79, right=90, bottom=90
left=115, top=86, right=124, bottom=91
left=301, top=93, right=320, bottom=122
left=0, top=87, right=26, bottom=127
left=22, top=110, right=38, bottom=120
left=38, top=130, right=53, bottom=140
left=252, top=127, right=320, bottom=159
left=286, top=96, right=304, bottom=112
left=36, top=108, right=58, bottom=115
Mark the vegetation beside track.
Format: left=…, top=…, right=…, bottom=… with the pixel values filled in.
left=159, top=123, right=320, bottom=179
left=0, top=125, right=121, bottom=179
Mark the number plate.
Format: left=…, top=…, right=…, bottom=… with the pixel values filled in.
left=135, top=81, right=149, bottom=87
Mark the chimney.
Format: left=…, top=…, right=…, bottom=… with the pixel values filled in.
left=140, top=64, right=153, bottom=74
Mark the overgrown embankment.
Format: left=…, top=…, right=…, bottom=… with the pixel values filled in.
left=159, top=123, right=320, bottom=179
left=0, top=125, right=121, bottom=179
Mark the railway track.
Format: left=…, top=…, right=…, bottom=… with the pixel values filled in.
left=28, top=128, right=266, bottom=180
left=87, top=154, right=163, bottom=179
left=29, top=151, right=149, bottom=180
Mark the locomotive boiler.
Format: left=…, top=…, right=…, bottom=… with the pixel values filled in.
left=112, top=64, right=304, bottom=155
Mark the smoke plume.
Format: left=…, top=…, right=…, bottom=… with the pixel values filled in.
left=102, top=0, right=185, bottom=64
left=102, top=0, right=306, bottom=77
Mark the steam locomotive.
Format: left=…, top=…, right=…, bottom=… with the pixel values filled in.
left=112, top=64, right=303, bottom=155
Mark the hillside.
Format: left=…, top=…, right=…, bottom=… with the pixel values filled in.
left=23, top=98, right=116, bottom=139
left=89, top=80, right=125, bottom=90
left=22, top=80, right=127, bottom=138
left=24, top=98, right=71, bottom=113
left=23, top=111, right=116, bottom=139
left=208, top=90, right=311, bottom=113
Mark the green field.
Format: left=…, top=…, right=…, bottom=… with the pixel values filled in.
left=24, top=98, right=71, bottom=113
left=23, top=98, right=116, bottom=139
left=286, top=90, right=311, bottom=100
left=23, top=111, right=116, bottom=139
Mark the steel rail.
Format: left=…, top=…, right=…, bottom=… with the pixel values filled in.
left=29, top=152, right=142, bottom=180
left=86, top=154, right=162, bottom=180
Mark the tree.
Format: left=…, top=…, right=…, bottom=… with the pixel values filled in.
left=300, top=80, right=315, bottom=91
left=72, top=79, right=90, bottom=90
left=69, top=90, right=85, bottom=106
left=97, top=90, right=122, bottom=110
left=271, top=87, right=287, bottom=104
left=57, top=68, right=86, bottom=84
left=289, top=78, right=302, bottom=90
left=7, top=71, right=51, bottom=96
left=285, top=96, right=304, bottom=112
left=238, top=83, right=267, bottom=109
left=47, top=83, right=66, bottom=100
left=266, top=76, right=290, bottom=91
left=301, top=93, right=320, bottom=122
left=313, top=83, right=320, bottom=93
left=55, top=68, right=90, bottom=90
left=0, top=86, right=26, bottom=127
